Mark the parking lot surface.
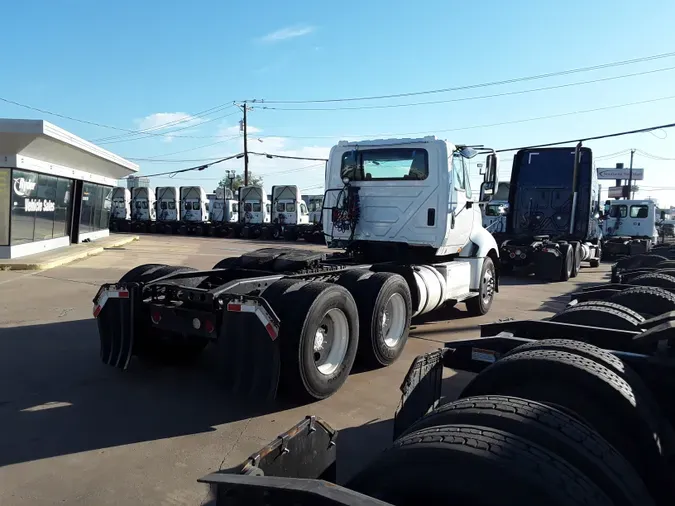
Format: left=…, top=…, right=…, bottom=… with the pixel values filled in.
left=0, top=234, right=611, bottom=505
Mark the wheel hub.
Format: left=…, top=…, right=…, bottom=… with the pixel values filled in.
left=313, top=309, right=349, bottom=376
left=482, top=270, right=495, bottom=303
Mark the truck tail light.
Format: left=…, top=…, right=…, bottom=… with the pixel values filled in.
left=204, top=320, right=215, bottom=334
left=509, top=252, right=516, bottom=259
left=151, top=311, right=161, bottom=324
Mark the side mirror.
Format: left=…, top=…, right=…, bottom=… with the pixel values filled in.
left=458, top=146, right=478, bottom=159
left=479, top=152, right=499, bottom=203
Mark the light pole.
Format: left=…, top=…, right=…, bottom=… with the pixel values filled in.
left=225, top=169, right=236, bottom=191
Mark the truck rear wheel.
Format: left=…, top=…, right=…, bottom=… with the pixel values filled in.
left=119, top=264, right=164, bottom=283
left=271, top=226, right=281, bottom=240
left=550, top=305, right=643, bottom=331
left=630, top=272, right=675, bottom=289
left=465, top=257, right=496, bottom=316
left=570, top=242, right=582, bottom=277
left=265, top=281, right=359, bottom=401
left=398, top=395, right=654, bottom=506
left=346, top=424, right=613, bottom=506
left=460, top=349, right=672, bottom=502
left=559, top=244, right=573, bottom=281
left=336, top=271, right=412, bottom=367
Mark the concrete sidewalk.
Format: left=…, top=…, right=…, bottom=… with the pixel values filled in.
left=0, top=234, right=139, bottom=271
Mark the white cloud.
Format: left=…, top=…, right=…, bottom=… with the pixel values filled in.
left=257, top=25, right=316, bottom=43
left=135, top=112, right=203, bottom=143
left=217, top=124, right=262, bottom=137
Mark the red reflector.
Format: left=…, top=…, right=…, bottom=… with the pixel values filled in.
left=204, top=320, right=215, bottom=334
left=93, top=305, right=102, bottom=318
left=227, top=303, right=242, bottom=312
left=119, top=291, right=129, bottom=298
left=509, top=253, right=516, bottom=258
left=265, top=323, right=278, bottom=340
left=151, top=311, right=161, bottom=324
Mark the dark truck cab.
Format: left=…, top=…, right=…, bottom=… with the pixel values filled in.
left=495, top=145, right=602, bottom=281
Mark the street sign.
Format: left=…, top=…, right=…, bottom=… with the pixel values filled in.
left=608, top=186, right=624, bottom=198
left=597, top=168, right=644, bottom=180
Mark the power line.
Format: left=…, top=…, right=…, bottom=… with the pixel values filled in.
left=259, top=50, right=675, bottom=104
left=134, top=152, right=244, bottom=178
left=260, top=66, right=675, bottom=112
left=256, top=94, right=675, bottom=141
left=495, top=121, right=675, bottom=153
left=249, top=151, right=328, bottom=162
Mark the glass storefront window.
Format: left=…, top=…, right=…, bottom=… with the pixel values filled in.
left=9, top=168, right=76, bottom=245
left=80, top=182, right=113, bottom=234
left=0, top=169, right=9, bottom=246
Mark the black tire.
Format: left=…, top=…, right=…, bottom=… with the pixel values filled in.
left=260, top=226, right=272, bottom=240
left=212, top=257, right=238, bottom=269
left=283, top=227, right=298, bottom=241
left=459, top=349, right=672, bottom=503
left=336, top=270, right=412, bottom=367
left=630, top=272, right=675, bottom=289
left=262, top=281, right=359, bottom=401
left=346, top=424, right=613, bottom=506
left=565, top=300, right=645, bottom=324
left=550, top=305, right=643, bottom=331
left=271, top=226, right=281, bottom=240
left=465, top=256, right=496, bottom=315
left=119, top=263, right=164, bottom=283
left=399, top=395, right=654, bottom=506
left=559, top=244, right=573, bottom=281
left=241, top=226, right=251, bottom=239
left=615, top=253, right=668, bottom=271
left=149, top=265, right=205, bottom=288
left=654, top=260, right=675, bottom=269
left=570, top=242, right=581, bottom=278
left=609, top=286, right=675, bottom=317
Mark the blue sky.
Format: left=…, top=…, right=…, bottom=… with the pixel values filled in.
left=2, top=0, right=675, bottom=204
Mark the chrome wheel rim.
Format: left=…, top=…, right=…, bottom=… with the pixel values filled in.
left=313, top=308, right=349, bottom=376
left=382, top=293, right=407, bottom=348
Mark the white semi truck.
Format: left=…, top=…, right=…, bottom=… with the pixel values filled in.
left=179, top=186, right=210, bottom=235
left=152, top=186, right=180, bottom=234
left=481, top=182, right=510, bottom=234
left=209, top=187, right=239, bottom=236
left=130, top=187, right=156, bottom=233
left=602, top=199, right=659, bottom=258
left=94, top=136, right=501, bottom=401
left=235, top=185, right=271, bottom=239
left=266, top=185, right=311, bottom=240
left=109, top=187, right=131, bottom=232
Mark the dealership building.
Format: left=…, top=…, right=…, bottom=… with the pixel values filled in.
left=0, top=119, right=138, bottom=259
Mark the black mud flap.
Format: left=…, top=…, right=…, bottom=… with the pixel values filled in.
left=95, top=284, right=139, bottom=370
left=392, top=349, right=444, bottom=440
left=217, top=308, right=281, bottom=401
left=199, top=416, right=365, bottom=506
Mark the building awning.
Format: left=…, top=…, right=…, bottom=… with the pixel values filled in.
left=0, top=119, right=138, bottom=180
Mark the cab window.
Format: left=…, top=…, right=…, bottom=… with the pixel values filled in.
left=244, top=203, right=252, bottom=212
left=609, top=205, right=627, bottom=218
left=341, top=148, right=429, bottom=181
left=286, top=202, right=296, bottom=212
left=276, top=202, right=285, bottom=212
left=452, top=154, right=467, bottom=192
left=184, top=202, right=191, bottom=211
left=142, top=201, right=148, bottom=209
left=160, top=202, right=167, bottom=210
left=630, top=205, right=649, bottom=219
left=232, top=203, right=239, bottom=212
left=168, top=202, right=175, bottom=210
left=266, top=203, right=271, bottom=213
left=192, top=202, right=199, bottom=210
left=253, top=203, right=262, bottom=212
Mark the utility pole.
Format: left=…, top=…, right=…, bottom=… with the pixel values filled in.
left=242, top=105, right=249, bottom=186
left=628, top=148, right=635, bottom=199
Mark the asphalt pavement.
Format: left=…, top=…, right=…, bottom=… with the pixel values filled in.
left=0, top=234, right=612, bottom=505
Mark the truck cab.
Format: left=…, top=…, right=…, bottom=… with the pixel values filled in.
left=237, top=185, right=271, bottom=239
left=602, top=199, right=658, bottom=257
left=110, top=187, right=131, bottom=232
left=268, top=185, right=311, bottom=240
left=498, top=146, right=603, bottom=280
left=209, top=187, right=239, bottom=236
left=303, top=194, right=324, bottom=224
left=154, top=186, right=180, bottom=233
left=131, top=187, right=156, bottom=232
left=179, top=186, right=209, bottom=235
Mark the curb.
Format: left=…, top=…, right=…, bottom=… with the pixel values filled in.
left=0, top=236, right=139, bottom=271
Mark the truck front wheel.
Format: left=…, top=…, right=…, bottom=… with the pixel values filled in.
left=465, top=257, right=496, bottom=316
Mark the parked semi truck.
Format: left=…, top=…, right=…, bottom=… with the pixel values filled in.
left=302, top=194, right=324, bottom=224
left=93, top=136, right=501, bottom=402
left=109, top=187, right=131, bottom=232
left=236, top=185, right=271, bottom=239
left=179, top=186, right=210, bottom=235
left=497, top=144, right=602, bottom=280
left=266, top=185, right=311, bottom=240
left=151, top=186, right=180, bottom=234
left=130, top=187, right=156, bottom=233
left=602, top=199, right=658, bottom=258
left=481, top=182, right=510, bottom=234
left=209, top=187, right=239, bottom=237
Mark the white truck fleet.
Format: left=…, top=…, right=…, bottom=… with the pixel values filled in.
left=602, top=199, right=659, bottom=257
left=94, top=135, right=501, bottom=402
left=209, top=187, right=239, bottom=236
left=152, top=186, right=180, bottom=234
left=109, top=187, right=131, bottom=232
left=130, top=187, right=156, bottom=232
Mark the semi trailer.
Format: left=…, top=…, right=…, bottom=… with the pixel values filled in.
left=201, top=253, right=675, bottom=506
left=93, top=135, right=501, bottom=402
left=602, top=199, right=659, bottom=258
left=496, top=144, right=602, bottom=280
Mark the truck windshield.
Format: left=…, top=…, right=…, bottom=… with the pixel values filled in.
left=341, top=148, right=429, bottom=181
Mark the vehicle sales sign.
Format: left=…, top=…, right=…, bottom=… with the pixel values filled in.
left=597, top=168, right=644, bottom=180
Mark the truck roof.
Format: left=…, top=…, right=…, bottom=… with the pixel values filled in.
left=336, top=136, right=437, bottom=147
